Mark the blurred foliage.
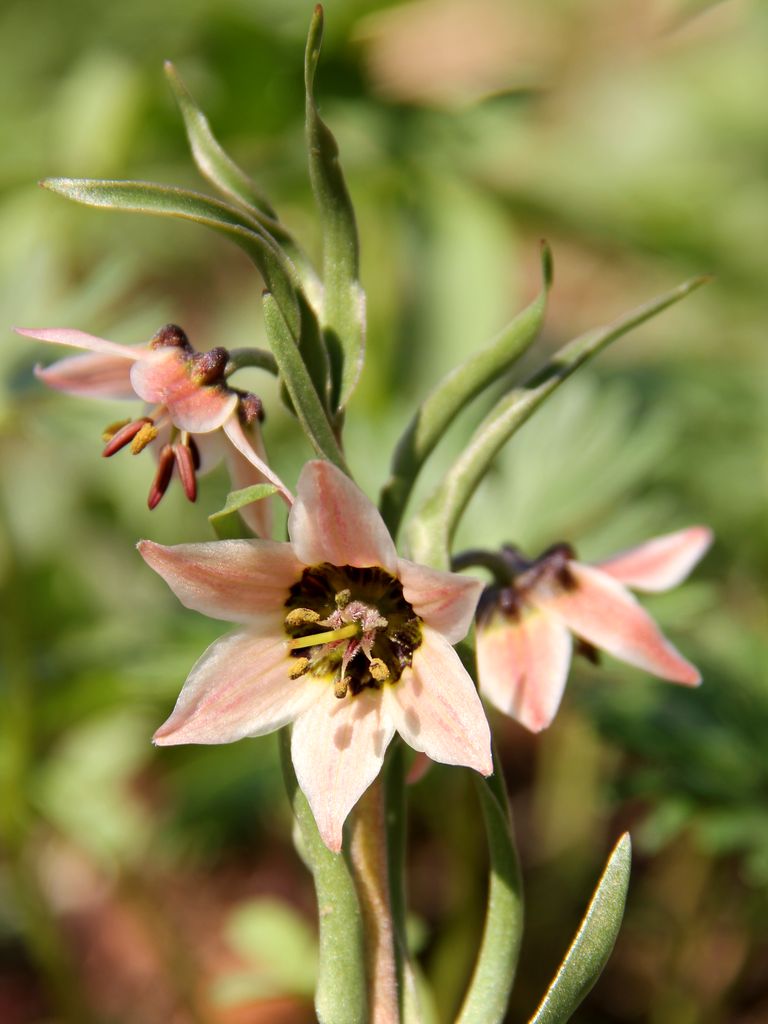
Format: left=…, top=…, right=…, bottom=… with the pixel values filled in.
left=1, top=0, right=767, bottom=1021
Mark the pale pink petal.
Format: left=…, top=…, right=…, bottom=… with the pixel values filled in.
left=33, top=351, right=137, bottom=399
left=384, top=626, right=492, bottom=776
left=476, top=607, right=573, bottom=732
left=397, top=559, right=482, bottom=643
left=223, top=421, right=274, bottom=539
left=532, top=562, right=701, bottom=685
left=291, top=688, right=395, bottom=852
left=223, top=416, right=294, bottom=505
left=596, top=526, right=713, bottom=592
left=130, top=348, right=237, bottom=432
left=153, top=628, right=321, bottom=745
left=15, top=327, right=142, bottom=361
left=138, top=539, right=303, bottom=623
left=187, top=430, right=225, bottom=475
left=289, top=461, right=398, bottom=574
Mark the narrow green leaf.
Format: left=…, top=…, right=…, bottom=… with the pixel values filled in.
left=209, top=483, right=278, bottom=539
left=42, top=177, right=301, bottom=339
left=527, top=834, right=632, bottom=1024
left=262, top=291, right=348, bottom=473
left=407, top=276, right=708, bottom=569
left=279, top=730, right=368, bottom=1024
left=164, top=60, right=277, bottom=218
left=165, top=61, right=323, bottom=301
left=305, top=4, right=365, bottom=410
left=456, top=744, right=524, bottom=1024
left=380, top=243, right=552, bottom=537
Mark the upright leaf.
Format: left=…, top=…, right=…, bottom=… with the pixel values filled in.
left=305, top=4, right=365, bottom=410
left=527, top=834, right=632, bottom=1024
left=407, top=276, right=708, bottom=569
left=380, top=243, right=553, bottom=536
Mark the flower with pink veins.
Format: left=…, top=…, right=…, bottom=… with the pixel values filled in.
left=15, top=323, right=291, bottom=535
left=138, top=459, right=492, bottom=852
left=472, top=527, right=713, bottom=733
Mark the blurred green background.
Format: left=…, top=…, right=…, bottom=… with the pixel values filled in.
left=1, top=0, right=766, bottom=1021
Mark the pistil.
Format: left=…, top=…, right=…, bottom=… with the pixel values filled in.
left=289, top=622, right=361, bottom=650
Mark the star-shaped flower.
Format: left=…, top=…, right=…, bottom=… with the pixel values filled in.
left=474, top=527, right=713, bottom=732
left=139, top=460, right=492, bottom=851
left=16, top=324, right=289, bottom=535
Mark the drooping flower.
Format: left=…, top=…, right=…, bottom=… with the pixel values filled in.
left=473, top=527, right=713, bottom=732
left=16, top=324, right=290, bottom=535
left=138, top=460, right=492, bottom=851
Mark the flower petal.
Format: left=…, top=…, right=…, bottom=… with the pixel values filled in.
left=476, top=607, right=573, bottom=732
left=15, top=326, right=142, bottom=361
left=532, top=562, right=701, bottom=684
left=154, top=628, right=321, bottom=745
left=291, top=688, right=395, bottom=852
left=33, top=351, right=137, bottom=399
left=385, top=626, right=492, bottom=776
left=289, top=461, right=398, bottom=574
left=138, top=539, right=303, bottom=623
left=595, top=526, right=713, bottom=592
left=130, top=348, right=237, bottom=432
left=223, top=416, right=295, bottom=505
left=223, top=421, right=274, bottom=539
left=397, top=559, right=482, bottom=643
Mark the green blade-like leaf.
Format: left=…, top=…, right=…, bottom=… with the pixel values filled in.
left=165, top=62, right=323, bottom=302
left=305, top=4, right=365, bottom=410
left=262, top=291, right=348, bottom=473
left=209, top=483, right=278, bottom=539
left=164, top=60, right=277, bottom=218
left=527, top=834, right=632, bottom=1024
left=380, top=243, right=553, bottom=537
left=42, top=177, right=300, bottom=339
left=407, top=275, right=708, bottom=569
left=279, top=730, right=367, bottom=1024
left=456, top=743, right=524, bottom=1024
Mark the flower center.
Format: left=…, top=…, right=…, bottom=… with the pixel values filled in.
left=284, top=564, right=422, bottom=698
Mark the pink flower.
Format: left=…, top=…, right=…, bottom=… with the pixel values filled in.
left=474, top=527, right=713, bottom=733
left=15, top=324, right=290, bottom=535
left=139, top=460, right=492, bottom=851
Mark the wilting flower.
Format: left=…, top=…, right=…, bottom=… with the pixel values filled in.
left=16, top=324, right=289, bottom=535
left=474, top=527, right=713, bottom=732
left=139, top=460, right=492, bottom=851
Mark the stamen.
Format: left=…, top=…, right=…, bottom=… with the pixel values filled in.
left=101, top=418, right=131, bottom=442
left=285, top=608, right=321, bottom=629
left=289, top=657, right=311, bottom=679
left=368, top=659, right=390, bottom=682
left=334, top=678, right=349, bottom=699
left=289, top=623, right=360, bottom=650
left=102, top=418, right=152, bottom=457
left=173, top=442, right=197, bottom=502
left=335, top=589, right=351, bottom=609
left=147, top=445, right=175, bottom=509
left=130, top=422, right=159, bottom=454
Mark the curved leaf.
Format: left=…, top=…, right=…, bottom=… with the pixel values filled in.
left=407, top=276, right=708, bottom=569
left=42, top=177, right=301, bottom=339
left=527, top=834, right=632, bottom=1024
left=209, top=483, right=278, bottom=539
left=380, top=243, right=552, bottom=536
left=305, top=4, right=365, bottom=410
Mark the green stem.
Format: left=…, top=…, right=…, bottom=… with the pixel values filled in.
left=225, top=347, right=279, bottom=377
left=279, top=729, right=368, bottom=1024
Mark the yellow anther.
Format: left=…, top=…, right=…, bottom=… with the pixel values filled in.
left=101, top=419, right=131, bottom=442
left=335, top=589, right=351, bottom=609
left=289, top=657, right=310, bottom=679
left=285, top=607, right=321, bottom=629
left=369, top=659, right=390, bottom=682
left=334, top=677, right=349, bottom=699
left=130, top=423, right=159, bottom=454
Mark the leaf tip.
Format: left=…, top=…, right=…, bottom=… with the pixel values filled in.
left=540, top=239, right=554, bottom=289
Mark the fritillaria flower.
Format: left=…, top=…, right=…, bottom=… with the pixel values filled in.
left=473, top=527, right=713, bottom=732
left=16, top=323, right=289, bottom=535
left=139, top=460, right=492, bottom=851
